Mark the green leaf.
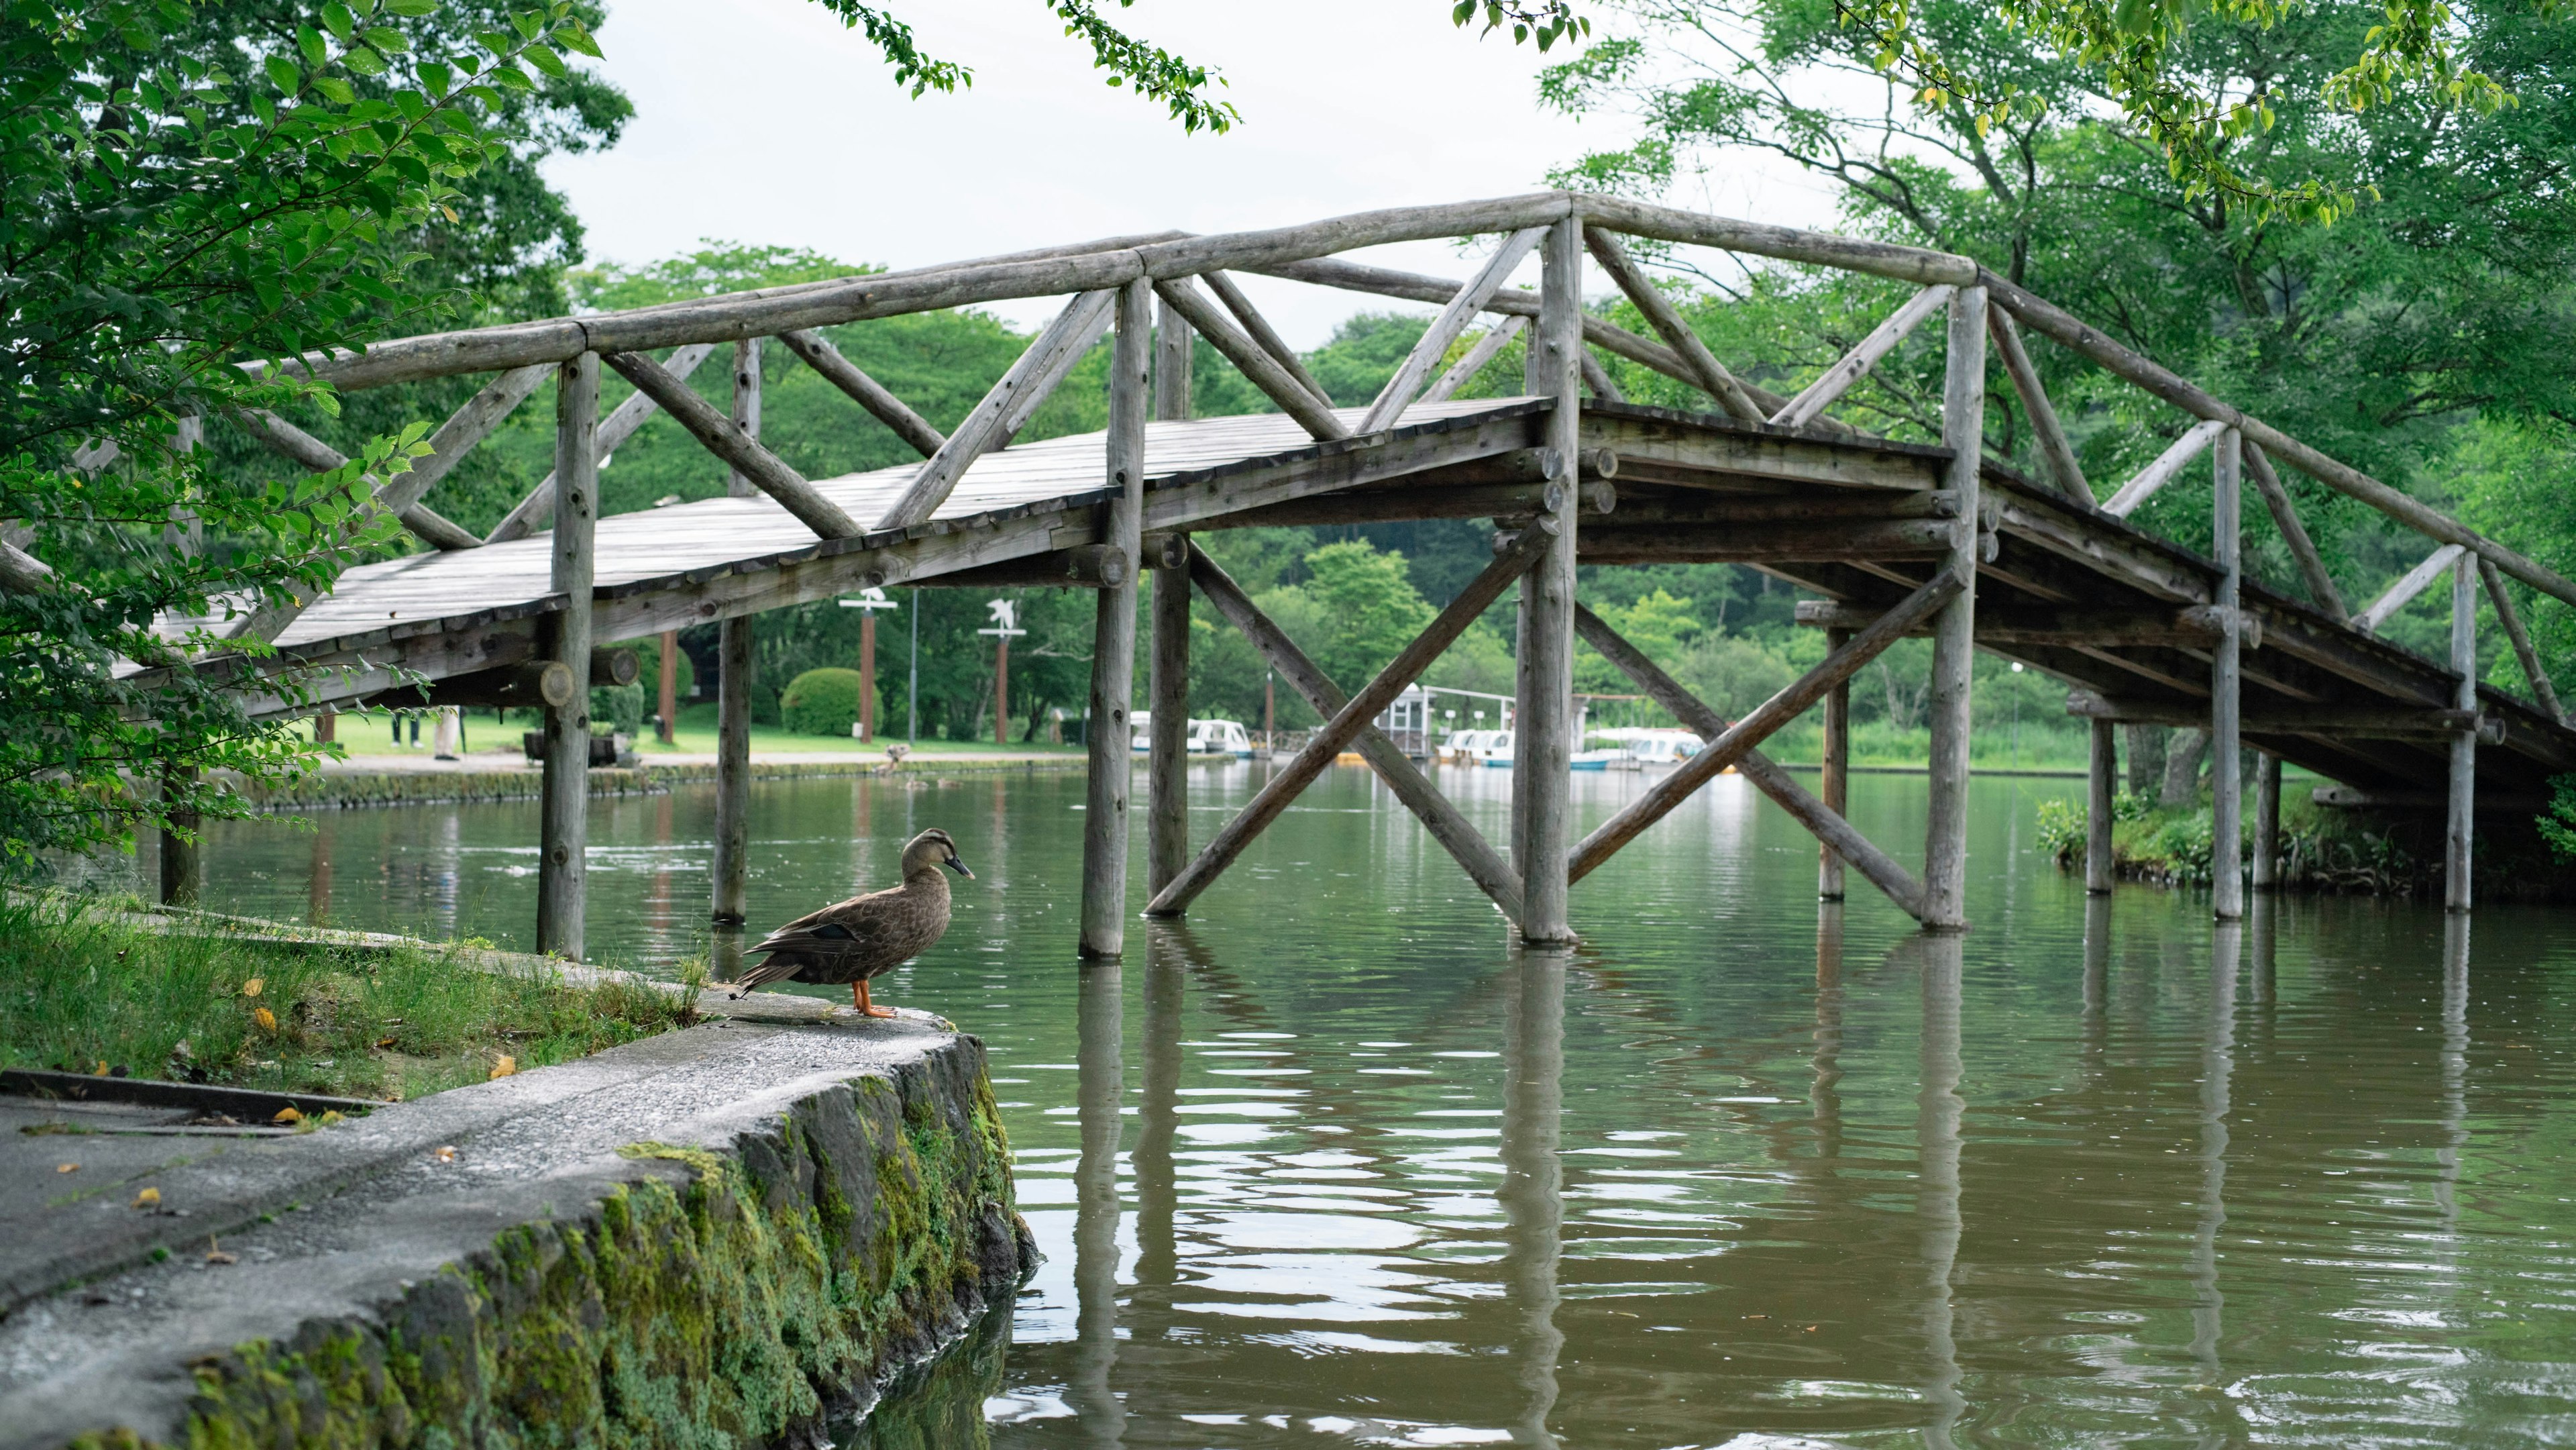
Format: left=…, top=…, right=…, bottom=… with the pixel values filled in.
left=264, top=54, right=301, bottom=93
left=523, top=44, right=564, bottom=78
left=320, top=3, right=356, bottom=41
left=383, top=0, right=435, bottom=13
left=314, top=74, right=356, bottom=104
left=296, top=25, right=328, bottom=69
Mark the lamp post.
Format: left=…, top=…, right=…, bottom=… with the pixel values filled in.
left=837, top=587, right=900, bottom=741
left=978, top=598, right=1028, bottom=748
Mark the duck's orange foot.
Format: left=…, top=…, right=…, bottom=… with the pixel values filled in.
left=853, top=982, right=898, bottom=1019
left=863, top=1004, right=898, bottom=1019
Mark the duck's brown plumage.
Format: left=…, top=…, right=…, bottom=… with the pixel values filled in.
left=733, top=829, right=971, bottom=1002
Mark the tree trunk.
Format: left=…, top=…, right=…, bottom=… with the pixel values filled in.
left=2159, top=728, right=2208, bottom=809
left=2126, top=724, right=2165, bottom=798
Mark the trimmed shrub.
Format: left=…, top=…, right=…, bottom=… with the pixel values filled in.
left=782, top=668, right=864, bottom=737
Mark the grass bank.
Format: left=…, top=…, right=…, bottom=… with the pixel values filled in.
left=2034, top=790, right=2576, bottom=900
left=0, top=897, right=698, bottom=1101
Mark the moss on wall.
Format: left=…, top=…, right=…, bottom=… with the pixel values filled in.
left=64, top=1042, right=1030, bottom=1450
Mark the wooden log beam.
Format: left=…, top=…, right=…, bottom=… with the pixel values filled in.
left=1570, top=569, right=1963, bottom=886
left=601, top=350, right=863, bottom=539
left=1793, top=599, right=2259, bottom=650
left=1625, top=489, right=1956, bottom=527
left=1572, top=603, right=1928, bottom=919
left=1984, top=268, right=2576, bottom=611
left=1584, top=229, right=1766, bottom=423
left=1986, top=305, right=2090, bottom=507
left=231, top=408, right=483, bottom=552
left=1771, top=284, right=1955, bottom=431
left=404, top=659, right=576, bottom=711
left=402, top=362, right=552, bottom=519
left=2481, top=558, right=2565, bottom=724
left=2243, top=442, right=2345, bottom=619
left=879, top=289, right=1118, bottom=531
left=921, top=545, right=1131, bottom=590
left=1421, top=316, right=1525, bottom=405
left=1580, top=350, right=1625, bottom=403
left=1187, top=541, right=1525, bottom=923
left=1146, top=525, right=1555, bottom=917
left=1081, top=278, right=1155, bottom=959
left=1154, top=295, right=1193, bottom=421
left=2102, top=419, right=2228, bottom=518
left=2355, top=543, right=2467, bottom=633
left=1155, top=277, right=1348, bottom=441
left=1582, top=194, right=1979, bottom=287
left=2065, top=689, right=2500, bottom=741
left=1360, top=225, right=1548, bottom=434
left=2312, top=784, right=2544, bottom=813
left=487, top=342, right=718, bottom=544
left=1187, top=476, right=1609, bottom=531
left=1202, top=271, right=1334, bottom=413
left=1577, top=517, right=1969, bottom=564
left=1921, top=285, right=1988, bottom=929
left=778, top=327, right=947, bottom=458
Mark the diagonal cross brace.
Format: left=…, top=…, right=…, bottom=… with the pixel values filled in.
left=1574, top=603, right=1928, bottom=921
left=603, top=350, right=863, bottom=539
left=878, top=289, right=1118, bottom=531
left=1568, top=568, right=1965, bottom=883
left=1185, top=541, right=1524, bottom=923
left=1146, top=525, right=1556, bottom=916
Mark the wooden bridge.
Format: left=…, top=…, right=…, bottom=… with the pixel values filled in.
left=148, top=192, right=2576, bottom=955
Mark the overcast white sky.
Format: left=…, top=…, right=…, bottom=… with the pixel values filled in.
left=544, top=0, right=1843, bottom=346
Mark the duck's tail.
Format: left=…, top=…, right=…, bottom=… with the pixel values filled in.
left=728, top=951, right=811, bottom=996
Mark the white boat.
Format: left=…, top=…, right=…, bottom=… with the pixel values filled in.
left=1130, top=712, right=1254, bottom=758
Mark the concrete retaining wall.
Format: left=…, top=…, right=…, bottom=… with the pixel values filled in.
left=0, top=1016, right=1032, bottom=1450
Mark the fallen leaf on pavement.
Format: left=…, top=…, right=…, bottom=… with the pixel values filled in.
left=56, top=1163, right=76, bottom=1174
left=433, top=1145, right=458, bottom=1163
left=133, top=1187, right=160, bottom=1208
left=205, top=1239, right=235, bottom=1266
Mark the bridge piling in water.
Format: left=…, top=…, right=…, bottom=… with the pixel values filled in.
left=2211, top=428, right=2244, bottom=921
left=1079, top=279, right=1153, bottom=960
left=1921, top=286, right=1986, bottom=931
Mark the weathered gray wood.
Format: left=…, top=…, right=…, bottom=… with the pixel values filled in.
left=409, top=659, right=576, bottom=710
left=2210, top=427, right=2244, bottom=921
left=881, top=290, right=1116, bottom=532
left=1361, top=227, right=1549, bottom=435
left=488, top=343, right=718, bottom=543
left=1985, top=269, right=2576, bottom=611
left=2481, top=558, right=2565, bottom=723
left=1154, top=296, right=1193, bottom=423
left=1202, top=271, right=1334, bottom=413
left=1148, top=538, right=1192, bottom=898
left=1518, top=217, right=1585, bottom=945
left=1772, top=285, right=1955, bottom=430
left=712, top=615, right=752, bottom=926
left=779, top=328, right=947, bottom=458
left=2356, top=543, right=2468, bottom=633
left=1153, top=278, right=1348, bottom=441
left=1193, top=477, right=1584, bottom=531
left=393, top=361, right=552, bottom=521
left=2448, top=554, right=2477, bottom=911
left=2252, top=751, right=2281, bottom=890
left=0, top=537, right=53, bottom=594
left=1794, top=598, right=2257, bottom=648
left=2065, top=691, right=2496, bottom=740
left=1138, top=193, right=1570, bottom=280
left=1578, top=517, right=1964, bottom=564
left=1583, top=194, right=1980, bottom=287
left=1583, top=229, right=1766, bottom=423
left=602, top=350, right=864, bottom=538
left=1579, top=350, right=1625, bottom=403
left=1821, top=627, right=1850, bottom=900
left=2102, top=419, right=2228, bottom=519
left=729, top=337, right=761, bottom=499
left=1081, top=278, right=1155, bottom=960
left=1572, top=603, right=1927, bottom=918
left=2243, top=442, right=2345, bottom=619
left=1922, top=285, right=1988, bottom=929
left=1148, top=525, right=1554, bottom=917
left=2087, top=719, right=2117, bottom=894
left=1988, top=305, right=2090, bottom=507
left=1570, top=568, right=1964, bottom=884
left=1666, top=492, right=1960, bottom=529
left=1190, top=542, right=1525, bottom=923
left=536, top=352, right=597, bottom=960
left=923, top=545, right=1130, bottom=590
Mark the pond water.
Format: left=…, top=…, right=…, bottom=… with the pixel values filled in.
left=184, top=764, right=2576, bottom=1447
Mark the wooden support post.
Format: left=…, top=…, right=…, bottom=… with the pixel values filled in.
left=2252, top=752, right=2281, bottom=891
left=657, top=628, right=678, bottom=745
left=1518, top=215, right=1585, bottom=945
left=729, top=338, right=761, bottom=499
left=537, top=352, right=598, bottom=960
left=859, top=613, right=877, bottom=742
left=1081, top=278, right=1153, bottom=960
left=1191, top=542, right=1525, bottom=923
left=2480, top=558, right=2565, bottom=724
left=158, top=764, right=199, bottom=907
left=1819, top=627, right=1851, bottom=900
left=712, top=615, right=753, bottom=927
left=1155, top=295, right=1193, bottom=421
left=2210, top=428, right=2244, bottom=921
left=1148, top=542, right=1193, bottom=898
left=2448, top=553, right=2477, bottom=912
left=1921, top=285, right=1986, bottom=930
left=2086, top=719, right=2117, bottom=894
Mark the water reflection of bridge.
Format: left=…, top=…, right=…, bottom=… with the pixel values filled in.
left=156, top=195, right=2575, bottom=949
left=1024, top=904, right=2477, bottom=1446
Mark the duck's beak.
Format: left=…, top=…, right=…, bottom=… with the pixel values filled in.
left=945, top=855, right=975, bottom=880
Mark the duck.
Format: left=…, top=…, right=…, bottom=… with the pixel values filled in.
left=733, top=828, right=973, bottom=1017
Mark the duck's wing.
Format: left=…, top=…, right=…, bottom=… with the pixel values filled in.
left=751, top=886, right=906, bottom=955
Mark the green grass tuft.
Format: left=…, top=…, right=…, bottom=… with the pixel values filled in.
left=0, top=898, right=694, bottom=1101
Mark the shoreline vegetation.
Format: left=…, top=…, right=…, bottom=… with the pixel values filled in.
left=2036, top=791, right=2575, bottom=902
left=0, top=897, right=699, bottom=1102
